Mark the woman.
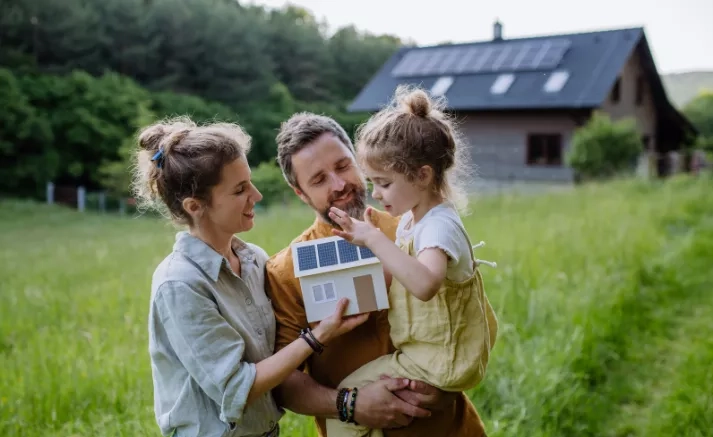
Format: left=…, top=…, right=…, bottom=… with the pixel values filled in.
left=132, top=116, right=367, bottom=437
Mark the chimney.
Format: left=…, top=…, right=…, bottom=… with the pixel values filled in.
left=493, top=19, right=503, bottom=41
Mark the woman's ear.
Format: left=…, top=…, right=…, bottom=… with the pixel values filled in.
left=182, top=197, right=203, bottom=221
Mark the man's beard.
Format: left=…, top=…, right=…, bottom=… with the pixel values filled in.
left=312, top=183, right=367, bottom=229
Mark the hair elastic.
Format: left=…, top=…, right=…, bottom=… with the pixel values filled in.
left=151, top=148, right=165, bottom=169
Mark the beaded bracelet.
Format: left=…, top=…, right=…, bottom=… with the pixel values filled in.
left=336, top=387, right=349, bottom=422
left=347, top=387, right=358, bottom=424
left=336, top=387, right=359, bottom=423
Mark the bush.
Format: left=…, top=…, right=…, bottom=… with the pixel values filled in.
left=566, top=112, right=643, bottom=181
left=683, top=91, right=713, bottom=153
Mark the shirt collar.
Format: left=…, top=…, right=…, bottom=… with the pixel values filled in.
left=173, top=231, right=258, bottom=281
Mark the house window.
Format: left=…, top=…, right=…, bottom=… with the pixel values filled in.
left=490, top=73, right=515, bottom=95
left=430, top=76, right=454, bottom=96
left=635, top=76, right=644, bottom=105
left=312, top=281, right=337, bottom=304
left=526, top=134, right=563, bottom=166
left=611, top=77, right=621, bottom=103
left=544, top=70, right=570, bottom=93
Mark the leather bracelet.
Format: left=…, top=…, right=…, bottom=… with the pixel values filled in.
left=299, top=328, right=323, bottom=354
left=304, top=327, right=325, bottom=351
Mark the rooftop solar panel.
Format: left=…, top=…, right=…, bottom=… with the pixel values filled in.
left=296, top=245, right=318, bottom=272
left=337, top=239, right=360, bottom=264
left=317, top=241, right=338, bottom=267
left=391, top=38, right=571, bottom=77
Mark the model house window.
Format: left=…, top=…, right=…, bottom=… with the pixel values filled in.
left=312, top=281, right=337, bottom=304
left=611, top=77, right=621, bottom=103
left=527, top=134, right=562, bottom=166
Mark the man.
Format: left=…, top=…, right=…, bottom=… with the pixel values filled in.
left=265, top=112, right=487, bottom=437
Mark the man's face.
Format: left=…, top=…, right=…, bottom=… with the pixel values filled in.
left=290, top=133, right=367, bottom=227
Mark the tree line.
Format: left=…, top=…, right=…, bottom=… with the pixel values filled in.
left=0, top=0, right=405, bottom=199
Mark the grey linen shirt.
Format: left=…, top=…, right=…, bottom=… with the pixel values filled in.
left=148, top=231, right=284, bottom=437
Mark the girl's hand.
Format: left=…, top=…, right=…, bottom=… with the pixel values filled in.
left=329, top=206, right=380, bottom=246
left=312, top=298, right=369, bottom=344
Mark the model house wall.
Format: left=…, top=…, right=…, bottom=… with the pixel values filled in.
left=292, top=236, right=389, bottom=323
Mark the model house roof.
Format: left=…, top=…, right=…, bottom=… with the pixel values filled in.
left=292, top=236, right=379, bottom=278
left=348, top=25, right=674, bottom=113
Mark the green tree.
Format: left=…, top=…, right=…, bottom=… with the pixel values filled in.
left=566, top=112, right=643, bottom=181
left=0, top=68, right=54, bottom=197
left=98, top=103, right=156, bottom=197
left=683, top=90, right=713, bottom=152
left=19, top=70, right=152, bottom=188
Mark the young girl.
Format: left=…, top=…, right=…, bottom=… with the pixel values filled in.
left=133, top=116, right=367, bottom=437
left=325, top=86, right=499, bottom=437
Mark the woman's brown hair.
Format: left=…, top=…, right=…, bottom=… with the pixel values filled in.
left=131, top=116, right=251, bottom=226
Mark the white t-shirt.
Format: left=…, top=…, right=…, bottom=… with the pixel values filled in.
left=396, top=203, right=474, bottom=282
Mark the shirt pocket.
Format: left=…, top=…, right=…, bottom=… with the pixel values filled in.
left=258, top=299, right=277, bottom=353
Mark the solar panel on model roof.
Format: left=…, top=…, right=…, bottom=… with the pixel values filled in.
left=295, top=239, right=376, bottom=273
left=391, top=38, right=571, bottom=78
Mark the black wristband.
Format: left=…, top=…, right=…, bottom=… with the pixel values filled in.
left=299, top=328, right=323, bottom=354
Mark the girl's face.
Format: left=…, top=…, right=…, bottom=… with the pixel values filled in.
left=364, top=164, right=423, bottom=217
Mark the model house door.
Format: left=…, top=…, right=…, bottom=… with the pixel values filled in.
left=353, top=274, right=378, bottom=312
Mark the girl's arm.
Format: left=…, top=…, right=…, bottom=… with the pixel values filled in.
left=362, top=230, right=447, bottom=302
left=329, top=207, right=447, bottom=302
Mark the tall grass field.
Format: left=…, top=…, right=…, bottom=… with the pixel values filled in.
left=1, top=175, right=712, bottom=437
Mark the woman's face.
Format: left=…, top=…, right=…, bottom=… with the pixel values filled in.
left=194, top=156, right=263, bottom=235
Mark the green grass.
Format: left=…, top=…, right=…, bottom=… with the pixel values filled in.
left=1, top=175, right=712, bottom=437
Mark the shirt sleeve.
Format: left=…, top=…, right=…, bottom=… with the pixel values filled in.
left=414, top=215, right=469, bottom=266
left=154, top=280, right=257, bottom=423
left=265, top=257, right=307, bottom=361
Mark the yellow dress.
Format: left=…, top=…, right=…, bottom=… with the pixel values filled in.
left=326, top=208, right=498, bottom=437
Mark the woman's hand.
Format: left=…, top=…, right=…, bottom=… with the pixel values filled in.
left=329, top=206, right=380, bottom=247
left=312, top=298, right=369, bottom=344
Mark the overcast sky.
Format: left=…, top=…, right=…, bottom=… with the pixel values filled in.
left=245, top=0, right=713, bottom=74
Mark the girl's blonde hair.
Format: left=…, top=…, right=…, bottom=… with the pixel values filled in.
left=131, top=116, right=251, bottom=226
left=354, top=84, right=472, bottom=212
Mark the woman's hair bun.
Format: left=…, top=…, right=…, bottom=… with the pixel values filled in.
left=138, top=124, right=169, bottom=153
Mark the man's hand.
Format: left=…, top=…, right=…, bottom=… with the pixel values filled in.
left=352, top=378, right=431, bottom=429
left=382, top=375, right=458, bottom=411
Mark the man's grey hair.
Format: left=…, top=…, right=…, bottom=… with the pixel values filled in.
left=275, top=112, right=355, bottom=189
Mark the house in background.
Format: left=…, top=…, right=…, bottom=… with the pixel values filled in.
left=348, top=22, right=697, bottom=185
left=292, top=236, right=389, bottom=323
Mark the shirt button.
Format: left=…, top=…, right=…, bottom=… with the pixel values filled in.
left=246, top=298, right=252, bottom=305
left=257, top=328, right=263, bottom=335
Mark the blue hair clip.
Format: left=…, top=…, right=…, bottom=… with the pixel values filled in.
left=151, top=148, right=164, bottom=169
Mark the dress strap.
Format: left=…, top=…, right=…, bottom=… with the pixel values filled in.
left=440, top=209, right=497, bottom=270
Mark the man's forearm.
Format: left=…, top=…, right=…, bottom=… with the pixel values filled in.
left=275, top=369, right=339, bottom=418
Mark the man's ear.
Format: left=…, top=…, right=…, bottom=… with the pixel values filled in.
left=292, top=184, right=310, bottom=205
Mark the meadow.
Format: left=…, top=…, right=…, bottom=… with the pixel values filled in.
left=1, top=175, right=712, bottom=437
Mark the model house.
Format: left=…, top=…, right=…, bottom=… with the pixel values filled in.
left=292, top=236, right=389, bottom=323
left=349, top=22, right=697, bottom=184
